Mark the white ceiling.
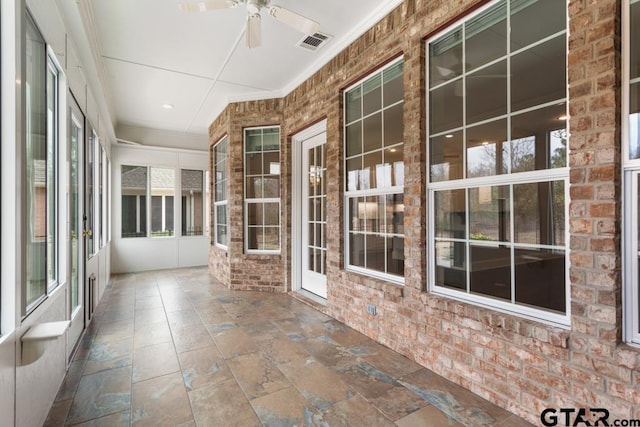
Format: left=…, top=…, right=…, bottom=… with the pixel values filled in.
left=86, top=0, right=403, bottom=144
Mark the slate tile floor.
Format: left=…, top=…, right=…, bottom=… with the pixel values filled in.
left=44, top=267, right=532, bottom=427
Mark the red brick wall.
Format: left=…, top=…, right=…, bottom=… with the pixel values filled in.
left=208, top=0, right=640, bottom=422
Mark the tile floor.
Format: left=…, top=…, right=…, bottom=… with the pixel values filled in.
left=44, top=267, right=532, bottom=427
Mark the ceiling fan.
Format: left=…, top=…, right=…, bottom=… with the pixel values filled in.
left=179, top=0, right=320, bottom=49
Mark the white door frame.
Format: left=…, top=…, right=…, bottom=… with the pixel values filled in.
left=292, top=119, right=327, bottom=296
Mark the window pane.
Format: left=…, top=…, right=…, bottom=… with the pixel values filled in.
left=86, top=131, right=95, bottom=253
left=46, top=64, right=58, bottom=287
left=513, top=181, right=564, bottom=246
left=430, top=131, right=463, bottom=182
left=429, top=27, right=463, bottom=87
left=430, top=81, right=463, bottom=134
left=511, top=36, right=566, bottom=112
left=435, top=240, right=466, bottom=290
left=363, top=151, right=382, bottom=189
left=245, top=129, right=262, bottom=152
left=632, top=1, right=640, bottom=79
left=263, top=203, right=279, bottom=226
left=25, top=15, right=48, bottom=308
left=383, top=61, right=403, bottom=106
left=465, top=1, right=507, bottom=71
left=346, top=86, right=362, bottom=124
left=366, top=234, right=385, bottom=273
left=466, top=60, right=507, bottom=124
left=470, top=244, right=511, bottom=301
left=346, top=122, right=363, bottom=157
left=386, top=236, right=404, bottom=276
left=514, top=248, right=565, bottom=313
left=181, top=169, right=203, bottom=236
left=349, top=233, right=365, bottom=268
left=150, top=168, right=175, bottom=237
left=466, top=119, right=508, bottom=178
left=246, top=152, right=262, bottom=175
left=363, top=112, right=383, bottom=153
left=383, top=104, right=403, bottom=147
left=434, top=189, right=466, bottom=239
left=385, top=146, right=404, bottom=187
left=469, top=185, right=510, bottom=242
left=121, top=166, right=148, bottom=238
left=363, top=74, right=382, bottom=116
left=511, top=0, right=566, bottom=51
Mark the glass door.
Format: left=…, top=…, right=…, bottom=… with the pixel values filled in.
left=67, top=94, right=84, bottom=358
left=301, top=132, right=327, bottom=298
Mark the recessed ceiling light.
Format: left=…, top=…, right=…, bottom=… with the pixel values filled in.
left=557, top=114, right=567, bottom=120
left=482, top=141, right=489, bottom=145
left=389, top=148, right=397, bottom=152
left=162, top=103, right=175, bottom=109
left=445, top=134, right=454, bottom=138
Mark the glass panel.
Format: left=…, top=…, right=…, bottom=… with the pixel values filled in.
left=46, top=64, right=58, bottom=287
left=263, top=151, right=279, bottom=175
left=246, top=177, right=262, bottom=199
left=263, top=203, right=279, bottom=226
left=262, top=177, right=280, bottom=198
left=514, top=248, right=565, bottom=313
left=346, top=157, right=361, bottom=191
left=348, top=197, right=363, bottom=232
left=246, top=227, right=259, bottom=250
left=384, top=104, right=403, bottom=146
left=430, top=81, right=463, bottom=134
left=346, top=86, right=362, bottom=124
left=216, top=224, right=227, bottom=246
left=245, top=129, right=262, bottom=152
left=385, top=146, right=404, bottom=186
left=466, top=119, right=508, bottom=178
left=363, top=112, right=383, bottom=152
left=466, top=60, right=507, bottom=124
left=469, top=244, right=511, bottom=300
left=511, top=0, right=566, bottom=51
left=263, top=128, right=280, bottom=151
left=151, top=168, right=175, bottom=236
left=346, top=122, right=363, bottom=157
left=383, top=61, right=403, bottom=106
left=465, top=1, right=507, bottom=71
left=513, top=181, right=565, bottom=246
left=121, top=166, right=147, bottom=237
left=247, top=203, right=261, bottom=226
left=511, top=104, right=567, bottom=171
left=430, top=131, right=463, bottom=182
left=363, top=151, right=382, bottom=189
left=429, top=27, right=463, bottom=87
left=246, top=152, right=262, bottom=175
left=365, top=234, right=385, bottom=273
left=181, top=169, right=203, bottom=236
left=263, top=226, right=280, bottom=250
left=70, top=117, right=81, bottom=310
left=387, top=194, right=404, bottom=234
left=363, top=74, right=382, bottom=116
left=632, top=1, right=640, bottom=79
left=434, top=189, right=466, bottom=239
left=511, top=36, right=566, bottom=112
left=349, top=233, right=365, bottom=268
left=386, top=236, right=404, bottom=276
left=435, top=240, right=466, bottom=290
left=25, top=16, right=49, bottom=308
left=469, top=185, right=510, bottom=242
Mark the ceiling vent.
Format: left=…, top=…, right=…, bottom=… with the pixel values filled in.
left=297, top=32, right=331, bottom=51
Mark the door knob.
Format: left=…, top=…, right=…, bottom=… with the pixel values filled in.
left=82, top=229, right=93, bottom=237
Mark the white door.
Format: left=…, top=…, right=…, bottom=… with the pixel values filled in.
left=67, top=94, right=84, bottom=359
left=301, top=132, right=327, bottom=298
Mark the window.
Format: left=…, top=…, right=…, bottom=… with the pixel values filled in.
left=244, top=127, right=280, bottom=252
left=344, top=58, right=405, bottom=282
left=213, top=136, right=228, bottom=247
left=121, top=165, right=147, bottom=238
left=625, top=0, right=640, bottom=344
left=25, top=13, right=60, bottom=312
left=427, top=0, right=568, bottom=324
left=150, top=167, right=175, bottom=237
left=181, top=169, right=204, bottom=236
left=86, top=128, right=96, bottom=256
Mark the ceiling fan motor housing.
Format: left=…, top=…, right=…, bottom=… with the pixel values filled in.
left=246, top=0, right=270, bottom=15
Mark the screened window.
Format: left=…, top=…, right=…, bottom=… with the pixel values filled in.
left=625, top=0, right=640, bottom=344
left=181, top=169, right=204, bottom=236
left=344, top=58, right=404, bottom=282
left=427, top=0, right=568, bottom=324
left=245, top=127, right=281, bottom=252
left=213, top=137, right=228, bottom=247
left=150, top=168, right=175, bottom=237
left=25, top=14, right=60, bottom=312
left=121, top=165, right=147, bottom=238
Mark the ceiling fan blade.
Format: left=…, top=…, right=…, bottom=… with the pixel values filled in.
left=179, top=0, right=238, bottom=13
left=267, top=6, right=319, bottom=35
left=246, top=14, right=262, bottom=49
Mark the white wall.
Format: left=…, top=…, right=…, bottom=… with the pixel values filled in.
left=112, top=145, right=210, bottom=273
left=0, top=0, right=115, bottom=426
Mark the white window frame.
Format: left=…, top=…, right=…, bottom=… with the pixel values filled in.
left=343, top=57, right=405, bottom=284
left=244, top=126, right=281, bottom=254
left=213, top=136, right=228, bottom=249
left=426, top=0, right=570, bottom=327
left=623, top=0, right=640, bottom=344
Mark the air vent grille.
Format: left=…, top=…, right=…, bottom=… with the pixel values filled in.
left=297, top=32, right=331, bottom=51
